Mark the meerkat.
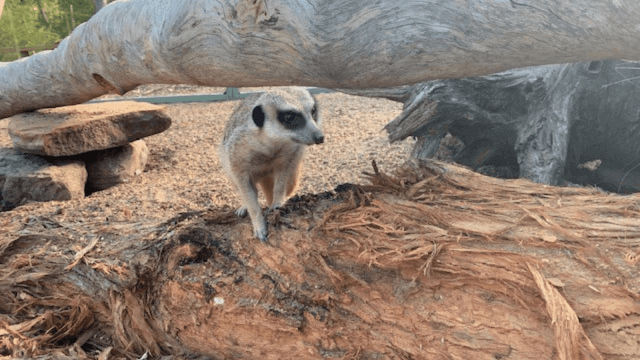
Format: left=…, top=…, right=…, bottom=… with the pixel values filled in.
left=219, top=87, right=324, bottom=242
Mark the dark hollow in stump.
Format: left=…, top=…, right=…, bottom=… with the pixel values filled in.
left=362, top=60, right=640, bottom=194
left=1, top=159, right=639, bottom=359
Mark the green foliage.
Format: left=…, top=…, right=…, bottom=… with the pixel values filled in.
left=0, top=0, right=94, bottom=61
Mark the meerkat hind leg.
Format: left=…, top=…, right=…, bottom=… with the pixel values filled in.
left=270, top=162, right=301, bottom=211
left=270, top=172, right=287, bottom=210
left=235, top=174, right=271, bottom=218
left=285, top=162, right=301, bottom=199
left=256, top=175, right=275, bottom=205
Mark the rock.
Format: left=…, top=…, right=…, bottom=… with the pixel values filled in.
left=8, top=101, right=171, bottom=156
left=83, top=140, right=150, bottom=191
left=0, top=148, right=87, bottom=209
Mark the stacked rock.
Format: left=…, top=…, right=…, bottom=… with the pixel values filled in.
left=0, top=101, right=171, bottom=210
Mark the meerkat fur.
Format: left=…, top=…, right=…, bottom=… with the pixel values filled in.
left=219, top=87, right=324, bottom=242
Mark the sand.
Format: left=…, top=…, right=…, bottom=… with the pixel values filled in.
left=0, top=88, right=414, bottom=226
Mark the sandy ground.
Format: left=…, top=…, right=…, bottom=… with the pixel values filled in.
left=0, top=88, right=414, bottom=227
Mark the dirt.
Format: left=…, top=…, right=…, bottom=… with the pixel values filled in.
left=0, top=87, right=413, bottom=228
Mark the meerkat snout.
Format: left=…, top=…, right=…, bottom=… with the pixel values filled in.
left=218, top=87, right=324, bottom=242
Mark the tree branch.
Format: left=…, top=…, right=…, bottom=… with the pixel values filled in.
left=2, top=0, right=640, bottom=119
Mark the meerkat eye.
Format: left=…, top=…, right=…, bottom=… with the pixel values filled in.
left=277, top=110, right=305, bottom=130
left=311, top=105, right=317, bottom=118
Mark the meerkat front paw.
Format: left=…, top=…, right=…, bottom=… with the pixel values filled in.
left=235, top=206, right=248, bottom=217
left=268, top=202, right=283, bottom=212
left=253, top=222, right=268, bottom=242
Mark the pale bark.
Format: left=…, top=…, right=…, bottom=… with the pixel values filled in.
left=92, top=0, right=107, bottom=14
left=373, top=59, right=640, bottom=193
left=0, top=0, right=4, bottom=19
left=1, top=0, right=640, bottom=119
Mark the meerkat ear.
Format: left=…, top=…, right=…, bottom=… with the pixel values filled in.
left=252, top=105, right=265, bottom=128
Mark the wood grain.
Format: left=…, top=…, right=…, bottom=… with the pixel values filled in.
left=2, top=0, right=640, bottom=119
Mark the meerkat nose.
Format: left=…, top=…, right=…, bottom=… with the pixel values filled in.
left=314, top=134, right=325, bottom=144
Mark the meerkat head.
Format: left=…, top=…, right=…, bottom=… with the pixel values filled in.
left=250, top=87, right=324, bottom=146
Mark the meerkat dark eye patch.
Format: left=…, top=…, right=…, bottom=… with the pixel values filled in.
left=277, top=110, right=305, bottom=130
left=252, top=105, right=265, bottom=128
left=311, top=96, right=320, bottom=122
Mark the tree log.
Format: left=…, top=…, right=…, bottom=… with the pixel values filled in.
left=337, top=86, right=413, bottom=103
left=381, top=59, right=640, bottom=193
left=92, top=0, right=108, bottom=15
left=1, top=159, right=639, bottom=359
left=2, top=0, right=640, bottom=119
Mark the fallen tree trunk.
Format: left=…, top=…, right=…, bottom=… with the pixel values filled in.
left=2, top=0, right=640, bottom=119
left=1, top=159, right=639, bottom=359
left=92, top=0, right=108, bottom=15
left=375, top=59, right=640, bottom=194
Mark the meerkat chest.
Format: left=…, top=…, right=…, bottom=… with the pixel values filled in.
left=231, top=138, right=302, bottom=176
left=251, top=142, right=300, bottom=168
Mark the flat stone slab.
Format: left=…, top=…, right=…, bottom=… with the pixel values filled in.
left=0, top=148, right=87, bottom=208
left=84, top=139, right=150, bottom=191
left=8, top=101, right=171, bottom=156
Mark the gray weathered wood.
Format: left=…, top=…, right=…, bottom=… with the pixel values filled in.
left=92, top=0, right=107, bottom=14
left=337, top=86, right=413, bottom=103
left=2, top=0, right=640, bottom=119
left=383, top=59, right=640, bottom=193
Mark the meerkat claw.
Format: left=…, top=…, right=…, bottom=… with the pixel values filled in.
left=268, top=202, right=282, bottom=212
left=254, top=226, right=268, bottom=242
left=235, top=206, right=248, bottom=217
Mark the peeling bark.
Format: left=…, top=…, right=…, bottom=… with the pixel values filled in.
left=2, top=0, right=640, bottom=119
left=2, top=160, right=639, bottom=359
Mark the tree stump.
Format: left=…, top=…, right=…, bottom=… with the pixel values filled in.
left=377, top=60, right=640, bottom=194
